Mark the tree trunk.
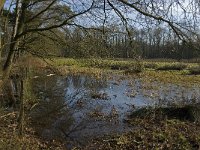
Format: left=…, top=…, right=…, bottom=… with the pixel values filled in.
left=3, top=42, right=17, bottom=79
left=2, top=0, right=24, bottom=79
left=18, top=79, right=24, bottom=137
left=0, top=0, right=5, bottom=10
left=0, top=0, right=6, bottom=60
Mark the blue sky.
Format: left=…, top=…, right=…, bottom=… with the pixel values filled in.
left=3, top=0, right=199, bottom=32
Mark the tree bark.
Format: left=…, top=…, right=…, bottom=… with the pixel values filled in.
left=18, top=79, right=24, bottom=137
left=0, top=0, right=6, bottom=60
left=3, top=42, right=17, bottom=79
left=3, top=0, right=25, bottom=79
left=0, top=0, right=5, bottom=11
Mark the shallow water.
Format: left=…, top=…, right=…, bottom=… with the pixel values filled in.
left=30, top=73, right=200, bottom=147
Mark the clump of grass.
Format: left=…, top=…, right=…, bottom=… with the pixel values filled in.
left=124, top=68, right=142, bottom=74
left=124, top=61, right=144, bottom=74
left=157, top=63, right=187, bottom=71
left=110, top=64, right=129, bottom=70
left=144, top=63, right=158, bottom=69
left=50, top=58, right=78, bottom=66
left=91, top=92, right=109, bottom=100
left=189, top=66, right=200, bottom=75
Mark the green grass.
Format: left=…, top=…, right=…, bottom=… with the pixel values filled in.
left=143, top=62, right=158, bottom=69
left=48, top=58, right=145, bottom=75
left=49, top=58, right=197, bottom=70
left=156, top=63, right=187, bottom=71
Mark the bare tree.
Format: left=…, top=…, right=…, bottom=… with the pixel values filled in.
left=2, top=0, right=94, bottom=79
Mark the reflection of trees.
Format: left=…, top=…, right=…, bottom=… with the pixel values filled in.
left=66, top=74, right=108, bottom=93
left=29, top=76, right=73, bottom=140
left=29, top=74, right=110, bottom=141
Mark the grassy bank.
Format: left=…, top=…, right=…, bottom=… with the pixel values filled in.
left=47, top=58, right=200, bottom=86
left=83, top=106, right=200, bottom=150
left=84, top=118, right=200, bottom=150
left=48, top=57, right=198, bottom=72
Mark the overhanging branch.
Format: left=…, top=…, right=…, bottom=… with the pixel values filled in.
left=16, top=0, right=94, bottom=39
left=117, top=0, right=188, bottom=41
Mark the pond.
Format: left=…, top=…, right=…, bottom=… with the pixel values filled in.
left=29, top=72, right=200, bottom=147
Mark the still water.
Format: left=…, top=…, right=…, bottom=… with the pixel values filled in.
left=30, top=73, right=200, bottom=146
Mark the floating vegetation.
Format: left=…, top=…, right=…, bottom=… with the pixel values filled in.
left=88, top=108, right=105, bottom=119
left=91, top=92, right=110, bottom=100
left=126, top=90, right=137, bottom=98
left=110, top=105, right=118, bottom=117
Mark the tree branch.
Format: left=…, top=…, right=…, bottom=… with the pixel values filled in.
left=16, top=1, right=94, bottom=39
left=26, top=0, right=57, bottom=23
left=117, top=0, right=187, bottom=40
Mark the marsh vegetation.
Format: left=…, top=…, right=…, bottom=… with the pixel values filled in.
left=1, top=0, right=200, bottom=149
left=2, top=58, right=200, bottom=149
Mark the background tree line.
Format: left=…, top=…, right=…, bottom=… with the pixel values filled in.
left=61, top=25, right=200, bottom=60
left=0, top=0, right=200, bottom=78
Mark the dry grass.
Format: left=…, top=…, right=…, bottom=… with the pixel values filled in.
left=0, top=109, right=65, bottom=150
left=189, top=66, right=200, bottom=75
left=83, top=110, right=200, bottom=150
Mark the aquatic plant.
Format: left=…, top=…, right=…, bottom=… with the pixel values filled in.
left=91, top=92, right=109, bottom=100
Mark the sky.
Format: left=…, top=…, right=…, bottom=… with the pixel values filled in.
left=3, top=0, right=200, bottom=32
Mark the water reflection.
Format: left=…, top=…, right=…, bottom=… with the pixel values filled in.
left=29, top=73, right=200, bottom=147
left=29, top=76, right=72, bottom=141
